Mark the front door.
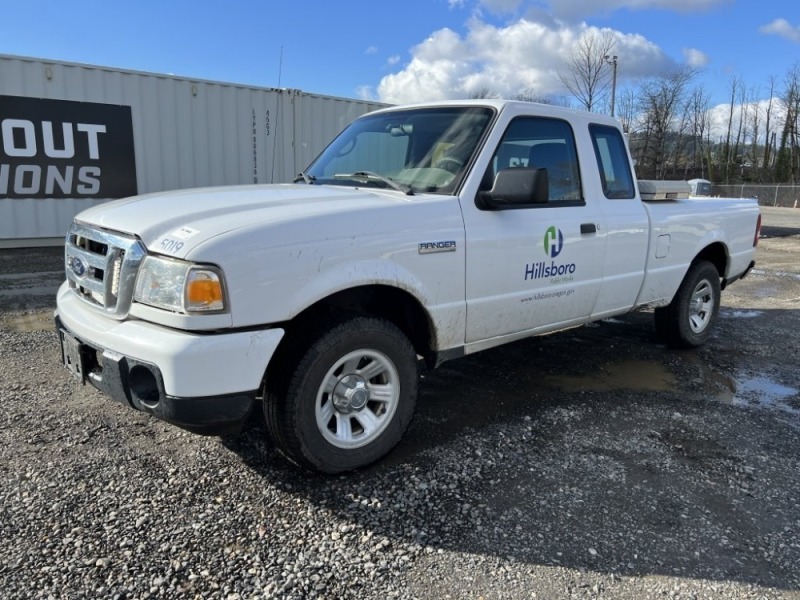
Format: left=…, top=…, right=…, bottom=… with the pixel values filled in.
left=463, top=115, right=607, bottom=343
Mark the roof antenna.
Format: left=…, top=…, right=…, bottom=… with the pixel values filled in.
left=277, top=45, right=283, bottom=88
left=271, top=45, right=284, bottom=184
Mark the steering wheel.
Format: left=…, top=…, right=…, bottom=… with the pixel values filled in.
left=433, top=156, right=464, bottom=174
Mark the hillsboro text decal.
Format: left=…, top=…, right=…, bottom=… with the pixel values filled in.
left=525, top=226, right=576, bottom=282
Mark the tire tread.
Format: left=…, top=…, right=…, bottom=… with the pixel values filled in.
left=264, top=315, right=417, bottom=473
left=654, top=260, right=720, bottom=349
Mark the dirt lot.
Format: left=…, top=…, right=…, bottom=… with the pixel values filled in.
left=1, top=207, right=798, bottom=599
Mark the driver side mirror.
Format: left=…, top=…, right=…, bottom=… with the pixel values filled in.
left=476, top=167, right=549, bottom=210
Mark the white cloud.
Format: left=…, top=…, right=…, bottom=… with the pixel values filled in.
left=546, top=0, right=727, bottom=19
left=479, top=0, right=525, bottom=13
left=355, top=85, right=376, bottom=101
left=365, top=46, right=378, bottom=55
left=377, top=17, right=674, bottom=104
left=683, top=48, right=709, bottom=67
left=759, top=18, right=800, bottom=43
left=448, top=0, right=467, bottom=8
left=387, top=55, right=401, bottom=66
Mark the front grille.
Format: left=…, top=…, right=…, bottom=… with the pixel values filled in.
left=65, top=223, right=146, bottom=319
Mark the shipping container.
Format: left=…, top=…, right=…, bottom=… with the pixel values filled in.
left=0, top=54, right=386, bottom=247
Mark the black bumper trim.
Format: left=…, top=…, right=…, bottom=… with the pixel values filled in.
left=722, top=260, right=756, bottom=290
left=149, top=392, right=258, bottom=436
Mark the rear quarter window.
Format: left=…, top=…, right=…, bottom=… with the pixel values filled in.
left=589, top=125, right=635, bottom=199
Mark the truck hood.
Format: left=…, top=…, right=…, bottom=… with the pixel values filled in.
left=75, top=184, right=424, bottom=259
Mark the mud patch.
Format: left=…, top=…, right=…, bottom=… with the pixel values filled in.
left=2, top=311, right=54, bottom=332
left=545, top=359, right=676, bottom=393
left=0, top=268, right=62, bottom=311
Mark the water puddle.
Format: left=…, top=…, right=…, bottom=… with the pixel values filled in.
left=682, top=354, right=799, bottom=417
left=720, top=309, right=763, bottom=319
left=772, top=271, right=800, bottom=281
left=746, top=269, right=800, bottom=278
left=601, top=317, right=628, bottom=325
left=728, top=376, right=799, bottom=416
left=545, top=359, right=676, bottom=393
left=751, top=285, right=782, bottom=299
left=546, top=355, right=799, bottom=419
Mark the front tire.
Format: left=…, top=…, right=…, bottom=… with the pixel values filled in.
left=264, top=316, right=417, bottom=473
left=654, top=260, right=721, bottom=348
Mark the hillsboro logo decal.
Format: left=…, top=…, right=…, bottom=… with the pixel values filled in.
left=543, top=225, right=564, bottom=258
left=525, top=225, right=577, bottom=281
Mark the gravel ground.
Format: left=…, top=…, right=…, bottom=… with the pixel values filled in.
left=1, top=207, right=799, bottom=599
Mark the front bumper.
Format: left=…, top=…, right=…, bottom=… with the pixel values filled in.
left=55, top=282, right=285, bottom=434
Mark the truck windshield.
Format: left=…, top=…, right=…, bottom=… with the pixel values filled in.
left=304, top=107, right=495, bottom=195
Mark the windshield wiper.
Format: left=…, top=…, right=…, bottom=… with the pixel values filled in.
left=293, top=172, right=316, bottom=184
left=333, top=171, right=414, bottom=196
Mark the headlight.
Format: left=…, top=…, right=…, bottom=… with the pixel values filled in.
left=133, top=255, right=226, bottom=313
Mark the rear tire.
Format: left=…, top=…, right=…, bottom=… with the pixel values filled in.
left=654, top=260, right=721, bottom=348
left=264, top=316, right=417, bottom=473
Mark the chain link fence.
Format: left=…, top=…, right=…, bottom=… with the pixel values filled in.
left=710, top=184, right=800, bottom=208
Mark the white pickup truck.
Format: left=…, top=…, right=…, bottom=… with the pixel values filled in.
left=55, top=100, right=760, bottom=473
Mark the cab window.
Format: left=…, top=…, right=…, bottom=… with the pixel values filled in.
left=482, top=117, right=583, bottom=205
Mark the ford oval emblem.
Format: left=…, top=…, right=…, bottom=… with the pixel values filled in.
left=69, top=256, right=88, bottom=279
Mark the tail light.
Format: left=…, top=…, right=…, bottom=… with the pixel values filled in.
left=753, top=213, right=762, bottom=247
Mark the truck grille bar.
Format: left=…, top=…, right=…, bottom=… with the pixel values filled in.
left=65, top=223, right=146, bottom=319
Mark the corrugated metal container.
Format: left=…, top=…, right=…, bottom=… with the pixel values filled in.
left=0, top=54, right=386, bottom=247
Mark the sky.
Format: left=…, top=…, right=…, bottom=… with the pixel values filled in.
left=1, top=0, right=798, bottom=112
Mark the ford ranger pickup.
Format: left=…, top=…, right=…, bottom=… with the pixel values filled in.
left=55, top=100, right=761, bottom=472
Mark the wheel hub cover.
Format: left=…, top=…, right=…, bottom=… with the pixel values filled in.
left=332, top=375, right=369, bottom=413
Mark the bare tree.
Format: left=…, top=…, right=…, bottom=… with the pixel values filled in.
left=630, top=67, right=697, bottom=179
left=745, top=85, right=764, bottom=181
left=468, top=87, right=499, bottom=99
left=616, top=87, right=637, bottom=133
left=668, top=95, right=695, bottom=178
left=776, top=64, right=800, bottom=183
left=721, top=76, right=749, bottom=182
left=513, top=90, right=541, bottom=103
left=733, top=81, right=749, bottom=180
left=761, top=77, right=778, bottom=180
left=558, top=30, right=616, bottom=113
left=514, top=88, right=572, bottom=106
left=687, top=86, right=711, bottom=179
left=514, top=89, right=553, bottom=103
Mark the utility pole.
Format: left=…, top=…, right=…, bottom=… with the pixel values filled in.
left=604, top=55, right=618, bottom=117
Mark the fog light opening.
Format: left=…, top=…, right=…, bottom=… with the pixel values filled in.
left=129, top=366, right=160, bottom=408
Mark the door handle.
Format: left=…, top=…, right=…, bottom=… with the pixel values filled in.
left=580, top=223, right=597, bottom=234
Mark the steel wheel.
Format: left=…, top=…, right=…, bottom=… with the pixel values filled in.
left=688, top=278, right=715, bottom=333
left=264, top=315, right=418, bottom=473
left=315, top=349, right=400, bottom=449
left=654, top=260, right=721, bottom=348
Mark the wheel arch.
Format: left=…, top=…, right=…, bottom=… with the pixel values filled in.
left=693, top=241, right=727, bottom=278
left=273, top=284, right=438, bottom=370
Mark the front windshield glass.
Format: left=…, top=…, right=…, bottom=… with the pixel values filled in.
left=305, top=107, right=495, bottom=194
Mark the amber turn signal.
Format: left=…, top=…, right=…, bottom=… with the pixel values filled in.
left=185, top=269, right=225, bottom=311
